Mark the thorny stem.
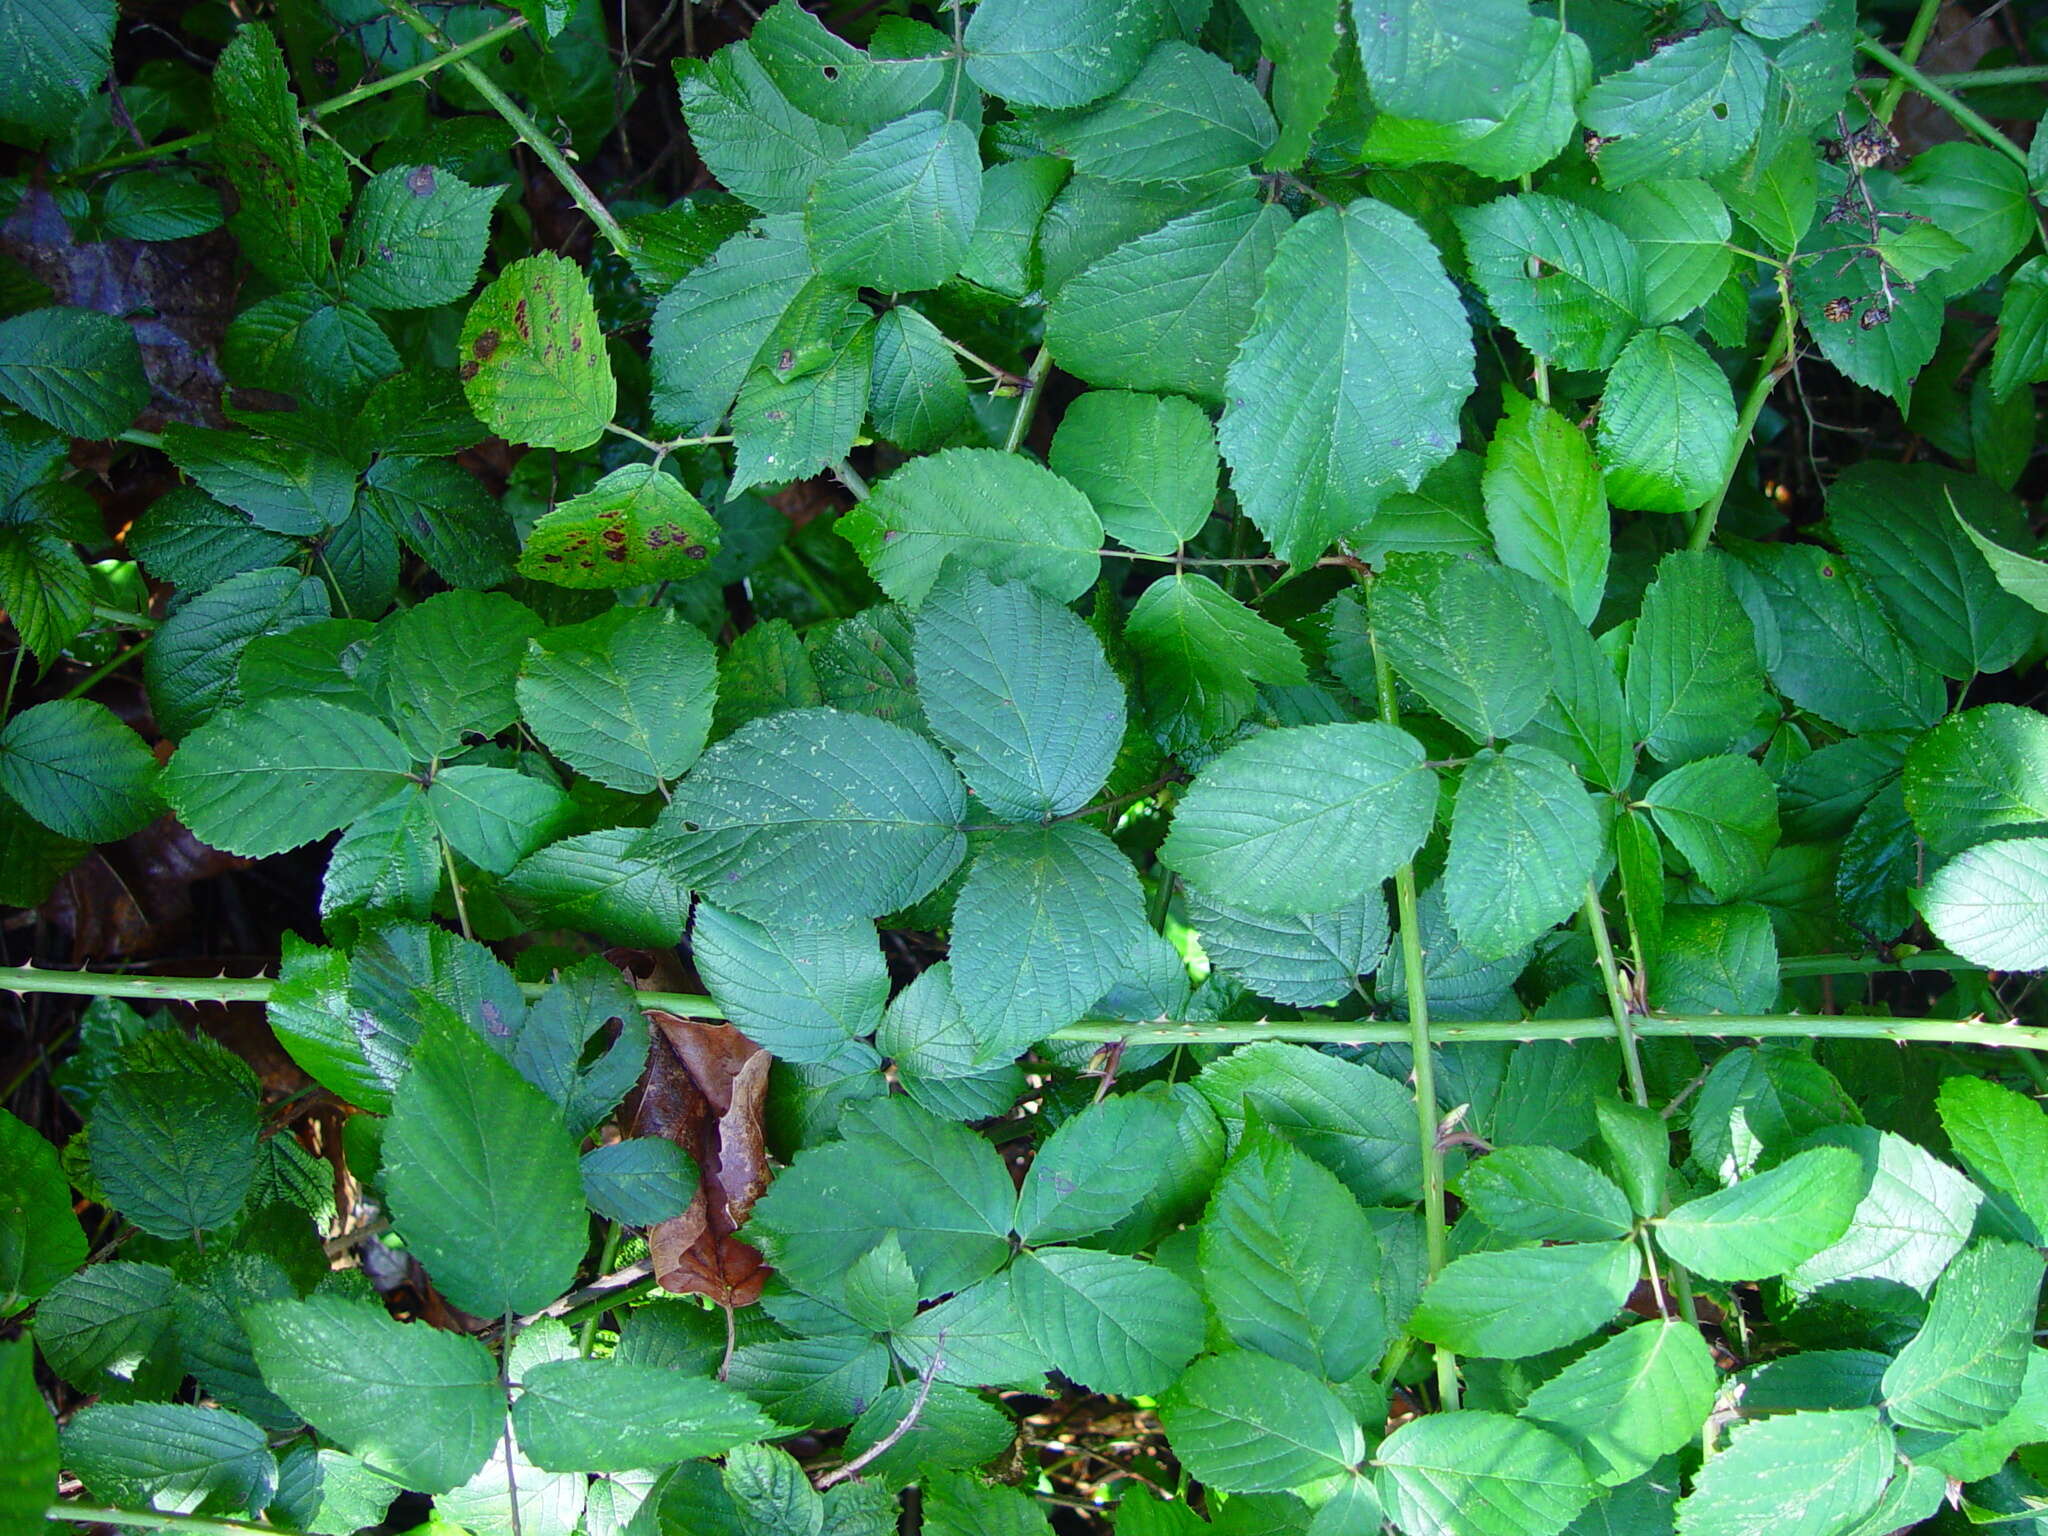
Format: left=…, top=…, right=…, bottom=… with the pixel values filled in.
left=61, top=13, right=533, bottom=179
left=1872, top=0, right=1954, bottom=126
left=441, top=836, right=476, bottom=941
left=1858, top=37, right=2032, bottom=169
left=46, top=1508, right=283, bottom=1535
left=1687, top=299, right=1794, bottom=553
left=0, top=968, right=2025, bottom=1050
left=379, top=0, right=638, bottom=256
left=1363, top=576, right=1458, bottom=1410
left=818, top=1335, right=945, bottom=1488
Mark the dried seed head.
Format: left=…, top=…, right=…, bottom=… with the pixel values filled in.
left=1860, top=303, right=1892, bottom=329
left=1823, top=296, right=1855, bottom=323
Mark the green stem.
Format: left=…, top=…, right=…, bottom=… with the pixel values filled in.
left=1922, top=64, right=2048, bottom=89
left=62, top=14, right=532, bottom=179
left=47, top=1507, right=286, bottom=1536
left=1873, top=0, right=1953, bottom=126
left=59, top=639, right=150, bottom=702
left=579, top=1223, right=624, bottom=1356
left=1859, top=37, right=2032, bottom=167
left=1687, top=302, right=1793, bottom=553
left=1365, top=582, right=1458, bottom=1410
left=777, top=543, right=843, bottom=621
left=0, top=968, right=2022, bottom=1052
left=1002, top=347, right=1054, bottom=454
left=1584, top=881, right=1649, bottom=1108
left=379, top=0, right=636, bottom=255
left=441, top=836, right=475, bottom=942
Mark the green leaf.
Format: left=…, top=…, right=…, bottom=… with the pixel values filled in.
left=0, top=307, right=147, bottom=439
left=1125, top=572, right=1306, bottom=752
left=1046, top=199, right=1291, bottom=403
left=1655, top=902, right=1780, bottom=1016
left=0, top=1107, right=83, bottom=1314
left=1883, top=1237, right=2044, bottom=1431
left=246, top=1294, right=501, bottom=1494
left=31, top=1260, right=176, bottom=1391
left=725, top=1442, right=822, bottom=1536
left=162, top=699, right=412, bottom=858
left=1015, top=1093, right=1176, bottom=1244
left=650, top=214, right=814, bottom=434
left=1956, top=505, right=2048, bottom=615
left=674, top=45, right=850, bottom=216
left=1524, top=1321, right=1718, bottom=1487
left=223, top=291, right=398, bottom=414
left=1162, top=722, right=1437, bottom=915
left=0, top=1341, right=57, bottom=1531
left=1196, top=1044, right=1421, bottom=1205
left=1158, top=1351, right=1364, bottom=1493
left=749, top=3, right=944, bottom=134
left=342, top=164, right=500, bottom=311
left=518, top=464, right=721, bottom=590
left=1786, top=1128, right=1980, bottom=1294
left=1582, top=28, right=1770, bottom=185
left=866, top=307, right=970, bottom=452
left=1904, top=704, right=2048, bottom=855
left=146, top=565, right=331, bottom=739
left=1674, top=1408, right=1893, bottom=1536
left=1048, top=390, right=1218, bottom=556
left=1576, top=180, right=1734, bottom=327
left=517, top=606, right=717, bottom=792
left=1599, top=328, right=1739, bottom=515
left=1916, top=843, right=2048, bottom=974
left=91, top=1067, right=259, bottom=1239
left=1730, top=542, right=1945, bottom=735
left=362, top=454, right=518, bottom=590
left=1938, top=1075, right=2048, bottom=1237
left=1826, top=464, right=2038, bottom=680
left=951, top=822, right=1152, bottom=1060
left=1641, top=755, right=1779, bottom=901
left=1483, top=394, right=1608, bottom=625
left=427, top=765, right=575, bottom=876
left=1012, top=1247, right=1204, bottom=1395
left=840, top=1381, right=1014, bottom=1486
left=645, top=707, right=966, bottom=925
left=963, top=0, right=1165, bottom=108
left=1625, top=551, right=1772, bottom=766
left=161, top=424, right=354, bottom=538
left=840, top=448, right=1102, bottom=606
left=0, top=699, right=159, bottom=843
left=124, top=486, right=294, bottom=596
left=60, top=1403, right=275, bottom=1516
left=1374, top=1410, right=1595, bottom=1536
left=1512, top=576, right=1635, bottom=792
left=1409, top=1240, right=1637, bottom=1358
left=913, top=566, right=1124, bottom=820
left=729, top=295, right=872, bottom=496
left=1456, top=1145, right=1633, bottom=1243
left=692, top=903, right=888, bottom=1065
left=1456, top=193, right=1642, bottom=371
left=807, top=112, right=980, bottom=290
left=1238, top=0, right=1340, bottom=168
left=514, top=1358, right=773, bottom=1473
left=211, top=24, right=346, bottom=288
left=1371, top=552, right=1550, bottom=743
left=1446, top=744, right=1603, bottom=960
left=459, top=253, right=615, bottom=452
left=747, top=1096, right=1015, bottom=1297
left=504, top=827, right=694, bottom=948
left=1040, top=42, right=1275, bottom=181
left=890, top=1267, right=1048, bottom=1390
left=383, top=1007, right=589, bottom=1317
left=1655, top=1145, right=1865, bottom=1281
left=1220, top=200, right=1472, bottom=564
left=0, top=0, right=114, bottom=137
left=1351, top=0, right=1531, bottom=124
left=1183, top=885, right=1388, bottom=1007
left=1360, top=19, right=1590, bottom=182
left=0, top=522, right=91, bottom=669
left=958, top=156, right=1068, bottom=299
left=922, top=1471, right=1052, bottom=1536
left=1198, top=1120, right=1388, bottom=1381
left=1989, top=255, right=2048, bottom=400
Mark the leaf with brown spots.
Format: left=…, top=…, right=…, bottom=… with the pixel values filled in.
left=458, top=252, right=615, bottom=450
left=638, top=1010, right=773, bottom=1307
left=517, top=463, right=722, bottom=589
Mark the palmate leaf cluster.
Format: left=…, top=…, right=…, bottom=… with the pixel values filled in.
left=6, top=0, right=2048, bottom=1533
